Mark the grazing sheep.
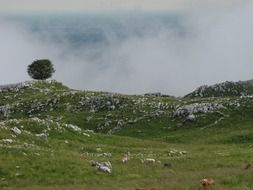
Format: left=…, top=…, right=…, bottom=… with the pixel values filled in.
left=200, top=178, right=215, bottom=187
left=90, top=160, right=112, bottom=173
left=122, top=155, right=130, bottom=164
left=122, top=157, right=128, bottom=164
left=141, top=158, right=156, bottom=164
left=96, top=164, right=111, bottom=173
left=101, top=161, right=112, bottom=169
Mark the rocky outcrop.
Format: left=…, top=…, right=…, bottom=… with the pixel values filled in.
left=173, top=102, right=225, bottom=118
left=0, top=81, right=33, bottom=92
left=185, top=80, right=253, bottom=98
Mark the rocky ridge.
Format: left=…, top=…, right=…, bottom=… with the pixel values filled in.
left=185, top=80, right=253, bottom=98
left=0, top=79, right=252, bottom=141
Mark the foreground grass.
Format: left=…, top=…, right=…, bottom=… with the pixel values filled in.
left=1, top=130, right=253, bottom=190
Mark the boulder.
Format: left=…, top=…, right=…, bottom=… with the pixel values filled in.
left=11, top=127, right=22, bottom=135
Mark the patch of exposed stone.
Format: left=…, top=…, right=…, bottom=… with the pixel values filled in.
left=0, top=80, right=175, bottom=136
left=78, top=95, right=122, bottom=112
left=0, top=81, right=33, bottom=92
left=0, top=117, right=92, bottom=149
left=173, top=102, right=225, bottom=118
left=0, top=104, right=13, bottom=117
left=185, top=80, right=253, bottom=98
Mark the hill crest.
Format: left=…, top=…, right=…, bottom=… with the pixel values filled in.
left=185, top=79, right=253, bottom=98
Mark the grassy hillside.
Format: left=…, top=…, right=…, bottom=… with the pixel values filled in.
left=1, top=80, right=253, bottom=190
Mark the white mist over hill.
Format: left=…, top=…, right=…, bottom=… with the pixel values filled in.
left=0, top=1, right=252, bottom=96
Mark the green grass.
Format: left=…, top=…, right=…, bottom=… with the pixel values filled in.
left=1, top=80, right=253, bottom=189
left=1, top=135, right=253, bottom=190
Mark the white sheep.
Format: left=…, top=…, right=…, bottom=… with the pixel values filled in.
left=96, top=164, right=111, bottom=173
left=141, top=158, right=156, bottom=164
left=101, top=161, right=112, bottom=169
left=122, top=156, right=129, bottom=164
left=90, top=160, right=112, bottom=173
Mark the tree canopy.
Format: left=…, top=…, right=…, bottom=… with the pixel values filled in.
left=27, top=59, right=55, bottom=80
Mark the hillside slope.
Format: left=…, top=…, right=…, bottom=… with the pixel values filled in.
left=1, top=80, right=253, bottom=190
left=1, top=80, right=253, bottom=137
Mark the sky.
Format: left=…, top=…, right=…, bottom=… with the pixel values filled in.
left=0, top=0, right=243, bottom=13
left=0, top=0, right=252, bottom=96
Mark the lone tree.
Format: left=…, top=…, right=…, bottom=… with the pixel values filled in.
left=27, top=59, right=55, bottom=80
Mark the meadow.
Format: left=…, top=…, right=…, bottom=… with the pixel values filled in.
left=1, top=81, right=253, bottom=190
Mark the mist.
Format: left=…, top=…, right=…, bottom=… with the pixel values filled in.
left=0, top=2, right=253, bottom=96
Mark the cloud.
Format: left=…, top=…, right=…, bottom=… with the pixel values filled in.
left=0, top=1, right=253, bottom=96
left=0, top=0, right=242, bottom=12
left=0, top=19, right=60, bottom=84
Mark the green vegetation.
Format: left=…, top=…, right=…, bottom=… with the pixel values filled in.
left=27, top=60, right=55, bottom=80
left=0, top=80, right=253, bottom=189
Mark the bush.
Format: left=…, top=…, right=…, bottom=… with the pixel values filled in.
left=27, top=59, right=55, bottom=80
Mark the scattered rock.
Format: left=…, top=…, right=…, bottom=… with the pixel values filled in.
left=11, top=127, right=22, bottom=135
left=186, top=114, right=196, bottom=121
left=35, top=133, right=48, bottom=142
left=173, top=102, right=224, bottom=118
left=15, top=173, right=21, bottom=177
left=2, top=139, right=13, bottom=143
left=83, top=132, right=90, bottom=137
left=65, top=124, right=81, bottom=132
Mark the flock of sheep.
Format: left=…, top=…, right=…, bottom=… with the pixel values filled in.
left=89, top=153, right=161, bottom=174
left=88, top=152, right=216, bottom=189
